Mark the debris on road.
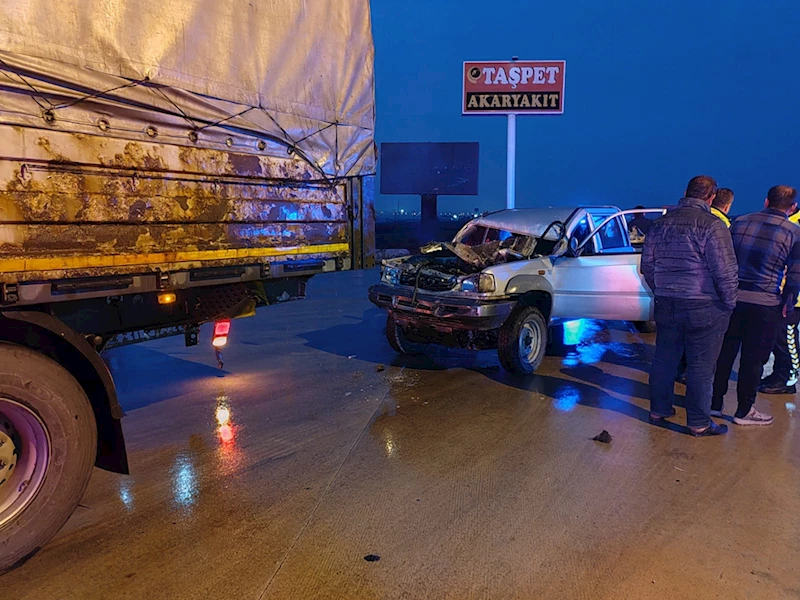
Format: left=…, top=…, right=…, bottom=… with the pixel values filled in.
left=375, top=364, right=386, bottom=372
left=364, top=554, right=381, bottom=562
left=592, top=430, right=612, bottom=444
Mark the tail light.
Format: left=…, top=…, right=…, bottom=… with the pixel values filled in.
left=212, top=319, right=231, bottom=348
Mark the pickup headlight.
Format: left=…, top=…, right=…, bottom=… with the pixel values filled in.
left=460, top=273, right=496, bottom=293
left=381, top=265, right=401, bottom=285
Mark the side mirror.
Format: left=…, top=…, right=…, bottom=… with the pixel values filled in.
left=568, top=236, right=583, bottom=257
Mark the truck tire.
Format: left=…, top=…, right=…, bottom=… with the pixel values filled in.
left=497, top=306, right=548, bottom=375
left=634, top=320, right=657, bottom=334
left=0, top=343, right=97, bottom=573
left=385, top=314, right=422, bottom=356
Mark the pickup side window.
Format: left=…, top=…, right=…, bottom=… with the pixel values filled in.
left=570, top=216, right=597, bottom=255
left=591, top=215, right=626, bottom=251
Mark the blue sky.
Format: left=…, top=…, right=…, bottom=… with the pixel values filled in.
left=370, top=0, right=800, bottom=215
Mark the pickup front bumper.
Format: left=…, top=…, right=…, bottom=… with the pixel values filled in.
left=368, top=283, right=515, bottom=331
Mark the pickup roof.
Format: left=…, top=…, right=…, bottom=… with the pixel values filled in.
left=369, top=206, right=666, bottom=374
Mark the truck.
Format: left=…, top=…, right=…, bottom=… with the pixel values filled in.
left=0, top=0, right=376, bottom=570
left=369, top=206, right=665, bottom=374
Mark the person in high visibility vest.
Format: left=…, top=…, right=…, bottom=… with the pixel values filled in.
left=710, top=188, right=735, bottom=227
left=675, top=188, right=735, bottom=384
left=760, top=207, right=800, bottom=394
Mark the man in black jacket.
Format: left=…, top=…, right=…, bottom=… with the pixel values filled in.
left=641, top=175, right=738, bottom=436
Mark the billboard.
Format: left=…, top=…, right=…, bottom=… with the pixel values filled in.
left=379, top=142, right=479, bottom=196
left=463, top=60, right=566, bottom=115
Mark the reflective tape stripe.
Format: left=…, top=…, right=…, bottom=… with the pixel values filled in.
left=0, top=243, right=350, bottom=273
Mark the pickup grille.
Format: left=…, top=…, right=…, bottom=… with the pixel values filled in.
left=399, top=269, right=458, bottom=292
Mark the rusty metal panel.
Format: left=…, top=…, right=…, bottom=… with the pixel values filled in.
left=0, top=125, right=352, bottom=283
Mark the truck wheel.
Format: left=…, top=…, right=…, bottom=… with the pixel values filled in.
left=634, top=321, right=657, bottom=334
left=498, top=306, right=548, bottom=375
left=0, top=343, right=97, bottom=573
left=386, top=314, right=422, bottom=356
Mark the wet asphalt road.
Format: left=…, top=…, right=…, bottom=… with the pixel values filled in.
left=3, top=269, right=800, bottom=600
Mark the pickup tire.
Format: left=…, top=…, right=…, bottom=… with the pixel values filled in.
left=0, top=343, right=97, bottom=573
left=386, top=314, right=423, bottom=356
left=634, top=320, right=657, bottom=334
left=498, top=306, right=548, bottom=375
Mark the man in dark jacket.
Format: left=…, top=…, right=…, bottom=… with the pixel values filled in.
left=674, top=187, right=736, bottom=384
left=712, top=185, right=800, bottom=425
left=641, top=175, right=738, bottom=436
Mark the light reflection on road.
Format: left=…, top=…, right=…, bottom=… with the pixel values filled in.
left=561, top=319, right=605, bottom=365
left=118, top=479, right=134, bottom=512
left=215, top=391, right=244, bottom=475
left=553, top=386, right=580, bottom=412
left=171, top=453, right=198, bottom=509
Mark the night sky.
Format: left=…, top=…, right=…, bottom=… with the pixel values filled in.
left=370, top=0, right=800, bottom=216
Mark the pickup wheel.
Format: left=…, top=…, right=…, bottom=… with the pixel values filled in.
left=634, top=320, right=657, bottom=334
left=386, top=314, right=423, bottom=356
left=0, top=343, right=97, bottom=573
left=498, top=306, right=548, bottom=375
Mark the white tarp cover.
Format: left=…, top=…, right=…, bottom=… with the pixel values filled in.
left=0, top=0, right=375, bottom=178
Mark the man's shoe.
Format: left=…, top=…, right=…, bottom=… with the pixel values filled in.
left=733, top=408, right=774, bottom=426
left=690, top=421, right=728, bottom=437
left=649, top=407, right=677, bottom=423
left=758, top=383, right=796, bottom=395
left=710, top=409, right=724, bottom=417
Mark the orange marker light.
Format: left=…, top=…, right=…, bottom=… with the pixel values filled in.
left=158, top=292, right=177, bottom=304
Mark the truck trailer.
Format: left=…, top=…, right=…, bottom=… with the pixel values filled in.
left=0, top=0, right=375, bottom=570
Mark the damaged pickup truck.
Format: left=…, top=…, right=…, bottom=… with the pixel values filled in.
left=369, top=206, right=665, bottom=374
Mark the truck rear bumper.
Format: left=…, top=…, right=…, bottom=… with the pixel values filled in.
left=368, top=284, right=515, bottom=331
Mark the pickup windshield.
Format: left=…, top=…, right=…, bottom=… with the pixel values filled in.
left=455, top=225, right=536, bottom=255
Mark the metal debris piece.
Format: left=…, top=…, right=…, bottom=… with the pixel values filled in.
left=591, top=430, right=612, bottom=444
left=363, top=554, right=380, bottom=562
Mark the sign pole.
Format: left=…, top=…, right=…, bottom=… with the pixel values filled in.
left=506, top=113, right=516, bottom=210
left=463, top=58, right=566, bottom=212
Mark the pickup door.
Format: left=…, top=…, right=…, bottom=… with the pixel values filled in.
left=550, top=209, right=660, bottom=322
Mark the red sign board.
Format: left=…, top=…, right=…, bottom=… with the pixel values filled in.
left=462, top=60, right=566, bottom=115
